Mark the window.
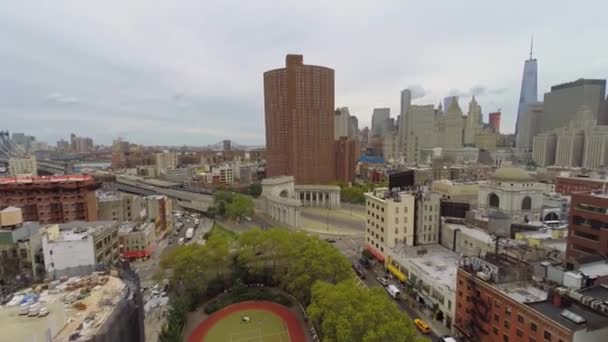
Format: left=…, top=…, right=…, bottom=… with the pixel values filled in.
left=395, top=217, right=399, bottom=224
left=522, top=196, right=532, bottom=210
left=503, top=335, right=509, bottom=342
left=489, top=193, right=500, bottom=208
left=530, top=338, right=536, bottom=342
left=517, top=329, right=524, bottom=338
left=395, top=207, right=399, bottom=213
left=544, top=331, right=551, bottom=340
left=494, top=314, right=499, bottom=321
left=518, top=314, right=524, bottom=323
left=504, top=320, right=510, bottom=329
left=505, top=307, right=511, bottom=315
left=493, top=327, right=498, bottom=335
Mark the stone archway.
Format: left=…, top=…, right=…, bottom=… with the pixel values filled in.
left=521, top=196, right=532, bottom=210
left=488, top=193, right=500, bottom=208
left=544, top=212, right=559, bottom=221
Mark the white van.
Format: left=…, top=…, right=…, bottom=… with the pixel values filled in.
left=178, top=237, right=185, bottom=246
left=386, top=284, right=400, bottom=299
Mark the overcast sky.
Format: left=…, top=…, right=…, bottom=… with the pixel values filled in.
left=1, top=1, right=606, bottom=146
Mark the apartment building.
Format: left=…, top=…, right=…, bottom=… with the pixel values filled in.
left=364, top=188, right=415, bottom=260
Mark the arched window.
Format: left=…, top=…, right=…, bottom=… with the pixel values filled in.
left=522, top=196, right=532, bottom=210
left=489, top=193, right=500, bottom=208
left=280, top=189, right=288, bottom=198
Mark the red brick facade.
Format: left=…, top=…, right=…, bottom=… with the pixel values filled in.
left=555, top=177, right=607, bottom=196
left=0, top=175, right=99, bottom=223
left=334, top=137, right=358, bottom=184
left=566, top=192, right=608, bottom=263
left=455, top=269, right=572, bottom=342
left=264, top=54, right=335, bottom=184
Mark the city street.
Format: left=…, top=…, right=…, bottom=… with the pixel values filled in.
left=320, top=232, right=450, bottom=342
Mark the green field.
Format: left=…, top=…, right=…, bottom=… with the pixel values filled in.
left=210, top=223, right=239, bottom=240
left=203, top=309, right=290, bottom=342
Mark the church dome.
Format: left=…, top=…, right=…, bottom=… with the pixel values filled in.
left=491, top=167, right=533, bottom=182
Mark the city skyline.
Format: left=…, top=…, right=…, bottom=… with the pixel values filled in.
left=2, top=1, right=607, bottom=146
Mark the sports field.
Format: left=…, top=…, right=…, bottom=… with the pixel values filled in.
left=188, top=301, right=306, bottom=342
left=204, top=309, right=289, bottom=342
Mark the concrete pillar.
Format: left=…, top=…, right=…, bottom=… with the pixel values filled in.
left=315, top=191, right=319, bottom=207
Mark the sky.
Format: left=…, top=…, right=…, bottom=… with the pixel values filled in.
left=1, top=1, right=607, bottom=146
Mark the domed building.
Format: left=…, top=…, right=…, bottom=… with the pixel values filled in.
left=478, top=167, right=544, bottom=223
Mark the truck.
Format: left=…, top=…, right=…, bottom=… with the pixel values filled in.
left=185, top=227, right=194, bottom=240
left=386, top=284, right=400, bottom=299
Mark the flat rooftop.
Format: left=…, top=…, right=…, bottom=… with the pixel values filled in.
left=578, top=260, right=608, bottom=279
left=0, top=174, right=94, bottom=185
left=496, top=282, right=548, bottom=303
left=527, top=300, right=608, bottom=332
left=0, top=273, right=125, bottom=342
left=391, top=244, right=459, bottom=292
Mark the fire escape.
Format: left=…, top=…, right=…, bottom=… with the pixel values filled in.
left=464, top=276, right=492, bottom=341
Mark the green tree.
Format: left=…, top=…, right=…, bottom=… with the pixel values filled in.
left=248, top=183, right=262, bottom=197
left=226, top=195, right=254, bottom=221
left=308, top=280, right=421, bottom=342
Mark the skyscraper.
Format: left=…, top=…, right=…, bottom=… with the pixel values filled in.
left=489, top=112, right=501, bottom=133
left=515, top=38, right=538, bottom=140
left=264, top=54, right=335, bottom=184
left=371, top=108, right=390, bottom=137
left=398, top=89, right=411, bottom=146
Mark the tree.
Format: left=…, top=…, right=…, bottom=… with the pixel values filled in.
left=248, top=183, right=262, bottom=197
left=308, top=281, right=421, bottom=342
left=226, top=195, right=254, bottom=221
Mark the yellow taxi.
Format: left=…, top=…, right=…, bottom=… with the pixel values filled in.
left=414, top=318, right=431, bottom=334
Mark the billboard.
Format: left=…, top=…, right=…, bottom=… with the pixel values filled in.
left=389, top=170, right=414, bottom=191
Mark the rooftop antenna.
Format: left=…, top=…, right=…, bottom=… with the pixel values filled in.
left=529, top=33, right=534, bottom=60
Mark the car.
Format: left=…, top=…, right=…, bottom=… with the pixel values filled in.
left=439, top=337, right=457, bottom=342
left=243, top=216, right=252, bottom=222
left=38, top=307, right=49, bottom=317
left=325, top=238, right=337, bottom=243
left=352, top=263, right=366, bottom=279
left=359, top=257, right=371, bottom=268
left=376, top=277, right=389, bottom=286
left=414, top=318, right=431, bottom=334
left=178, top=237, right=185, bottom=246
left=173, top=230, right=179, bottom=236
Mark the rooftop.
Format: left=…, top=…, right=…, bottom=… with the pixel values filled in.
left=577, top=260, right=608, bottom=279
left=496, top=282, right=548, bottom=303
left=0, top=273, right=126, bottom=342
left=0, top=175, right=95, bottom=185
left=391, top=244, right=459, bottom=292
left=50, top=221, right=117, bottom=242
left=527, top=300, right=608, bottom=332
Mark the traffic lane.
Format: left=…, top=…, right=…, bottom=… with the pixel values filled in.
left=361, top=266, right=439, bottom=342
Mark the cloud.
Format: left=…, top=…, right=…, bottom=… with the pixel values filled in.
left=46, top=93, right=79, bottom=104
left=408, top=84, right=426, bottom=100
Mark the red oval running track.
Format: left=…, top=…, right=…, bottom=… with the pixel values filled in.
left=188, top=300, right=306, bottom=342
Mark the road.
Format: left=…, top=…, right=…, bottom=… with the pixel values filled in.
left=320, top=232, right=445, bottom=342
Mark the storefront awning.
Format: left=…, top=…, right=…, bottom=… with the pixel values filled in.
left=387, top=264, right=407, bottom=282
left=365, top=243, right=385, bottom=262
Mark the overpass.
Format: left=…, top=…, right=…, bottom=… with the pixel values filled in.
left=115, top=175, right=214, bottom=212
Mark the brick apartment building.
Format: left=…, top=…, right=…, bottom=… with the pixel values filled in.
left=456, top=254, right=608, bottom=342
left=264, top=54, right=336, bottom=184
left=566, top=191, right=608, bottom=265
left=0, top=175, right=99, bottom=223
left=334, top=137, right=358, bottom=184
left=554, top=176, right=608, bottom=196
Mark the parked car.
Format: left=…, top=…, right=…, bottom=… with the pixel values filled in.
left=359, top=257, right=371, bottom=268
left=178, top=237, right=185, bottom=246
left=325, top=238, right=337, bottom=243
left=376, top=277, right=389, bottom=286
left=414, top=318, right=431, bottom=334
left=439, top=337, right=457, bottom=342
left=38, top=307, right=49, bottom=317
left=352, top=263, right=366, bottom=279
